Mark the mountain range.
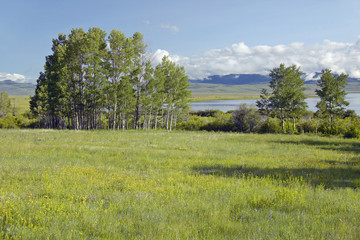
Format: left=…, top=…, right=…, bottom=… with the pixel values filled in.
left=0, top=80, right=36, bottom=96
left=1, top=72, right=360, bottom=96
left=189, top=73, right=360, bottom=85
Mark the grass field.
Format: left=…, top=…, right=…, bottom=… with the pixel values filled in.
left=189, top=82, right=360, bottom=101
left=10, top=96, right=31, bottom=115
left=0, top=129, right=359, bottom=239
left=189, top=93, right=260, bottom=102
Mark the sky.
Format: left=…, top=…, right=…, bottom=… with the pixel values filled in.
left=1, top=0, right=360, bottom=83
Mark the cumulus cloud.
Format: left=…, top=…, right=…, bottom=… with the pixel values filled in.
left=156, top=37, right=360, bottom=80
left=150, top=49, right=184, bottom=66
left=151, top=49, right=169, bottom=65
left=159, top=24, right=180, bottom=34
left=0, top=73, right=26, bottom=82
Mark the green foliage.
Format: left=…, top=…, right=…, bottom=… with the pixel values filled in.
left=269, top=64, right=307, bottom=118
left=177, top=115, right=208, bottom=130
left=344, top=123, right=360, bottom=138
left=0, top=115, right=18, bottom=128
left=0, top=91, right=13, bottom=118
left=30, top=28, right=190, bottom=130
left=296, top=118, right=317, bottom=134
left=190, top=109, right=223, bottom=117
left=264, top=64, right=307, bottom=133
left=178, top=111, right=234, bottom=132
left=258, top=118, right=282, bottom=133
left=231, top=103, right=262, bottom=132
left=316, top=69, right=349, bottom=130
left=256, top=88, right=271, bottom=116
left=0, top=114, right=37, bottom=128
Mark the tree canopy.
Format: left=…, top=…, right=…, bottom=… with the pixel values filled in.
left=257, top=64, right=307, bottom=133
left=30, top=28, right=191, bottom=130
left=0, top=91, right=12, bottom=118
left=315, top=68, right=349, bottom=131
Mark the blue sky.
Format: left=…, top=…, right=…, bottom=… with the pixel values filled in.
left=1, top=0, right=360, bottom=82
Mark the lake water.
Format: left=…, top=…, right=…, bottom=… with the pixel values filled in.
left=190, top=93, right=360, bottom=114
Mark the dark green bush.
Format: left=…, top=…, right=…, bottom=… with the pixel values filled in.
left=344, top=120, right=360, bottom=138
left=344, top=125, right=360, bottom=138
left=177, top=115, right=208, bottom=131
left=258, top=118, right=282, bottom=134
left=231, top=104, right=262, bottom=133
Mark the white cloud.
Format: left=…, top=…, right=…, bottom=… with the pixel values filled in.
left=151, top=49, right=169, bottom=65
left=158, top=38, right=360, bottom=80
left=150, top=49, right=184, bottom=66
left=0, top=73, right=26, bottom=82
left=159, top=24, right=180, bottom=34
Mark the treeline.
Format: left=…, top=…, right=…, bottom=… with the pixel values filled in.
left=180, top=106, right=360, bottom=138
left=0, top=92, right=36, bottom=128
left=179, top=64, right=360, bottom=138
left=30, top=28, right=190, bottom=130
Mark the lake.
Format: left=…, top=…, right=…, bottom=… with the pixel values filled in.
left=190, top=93, right=360, bottom=114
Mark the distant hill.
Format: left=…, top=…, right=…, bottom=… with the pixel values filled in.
left=190, top=73, right=360, bottom=85
left=0, top=80, right=35, bottom=96
left=189, top=74, right=270, bottom=85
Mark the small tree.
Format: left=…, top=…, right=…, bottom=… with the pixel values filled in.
left=231, top=103, right=261, bottom=133
left=0, top=91, right=12, bottom=118
left=268, top=64, right=307, bottom=133
left=315, top=69, right=349, bottom=133
left=256, top=88, right=271, bottom=116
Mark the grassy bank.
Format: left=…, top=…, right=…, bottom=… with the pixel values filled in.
left=0, top=129, right=359, bottom=239
left=189, top=93, right=260, bottom=102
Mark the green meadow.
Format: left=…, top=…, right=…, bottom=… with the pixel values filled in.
left=9, top=96, right=31, bottom=115
left=1, top=129, right=360, bottom=239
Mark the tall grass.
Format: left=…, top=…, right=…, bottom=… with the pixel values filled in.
left=0, top=129, right=359, bottom=239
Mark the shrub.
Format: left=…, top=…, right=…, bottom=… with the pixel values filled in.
left=344, top=125, right=360, bottom=138
left=190, top=109, right=223, bottom=117
left=0, top=114, right=38, bottom=129
left=0, top=116, right=19, bottom=128
left=200, top=121, right=234, bottom=132
left=344, top=120, right=360, bottom=138
left=258, top=118, right=282, bottom=133
left=177, top=115, right=208, bottom=131
left=200, top=112, right=234, bottom=132
left=231, top=104, right=262, bottom=133
left=297, top=120, right=313, bottom=133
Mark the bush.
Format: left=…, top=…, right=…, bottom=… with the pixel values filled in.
left=344, top=125, right=360, bottom=138
left=0, top=116, right=19, bottom=128
left=200, top=121, right=234, bottom=132
left=200, top=112, right=234, bottom=132
left=190, top=109, right=223, bottom=117
left=258, top=118, right=282, bottom=134
left=231, top=104, right=262, bottom=133
left=297, top=120, right=312, bottom=133
left=0, top=114, right=38, bottom=129
left=344, top=120, right=360, bottom=138
left=177, top=115, right=208, bottom=131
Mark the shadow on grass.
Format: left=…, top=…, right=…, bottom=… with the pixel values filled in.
left=272, top=138, right=360, bottom=155
left=192, top=165, right=360, bottom=189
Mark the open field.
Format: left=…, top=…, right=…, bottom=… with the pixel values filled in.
left=189, top=93, right=260, bottom=102
left=10, top=96, right=31, bottom=115
left=189, top=83, right=270, bottom=95
left=189, top=82, right=360, bottom=101
left=0, top=129, right=360, bottom=239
